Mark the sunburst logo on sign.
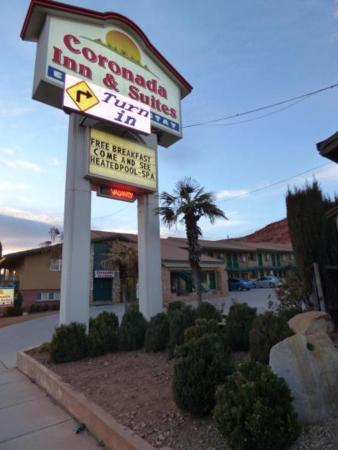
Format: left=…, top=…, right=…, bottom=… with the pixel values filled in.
left=83, top=30, right=155, bottom=75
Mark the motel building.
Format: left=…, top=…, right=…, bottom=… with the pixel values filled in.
left=0, top=231, right=295, bottom=311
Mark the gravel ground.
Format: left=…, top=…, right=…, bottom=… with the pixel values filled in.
left=32, top=350, right=226, bottom=450
left=291, top=416, right=338, bottom=450
left=31, top=348, right=338, bottom=450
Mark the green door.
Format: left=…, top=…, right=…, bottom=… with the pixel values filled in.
left=258, top=253, right=263, bottom=267
left=272, top=254, right=277, bottom=267
left=93, top=278, right=112, bottom=303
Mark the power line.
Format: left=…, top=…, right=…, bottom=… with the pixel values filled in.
left=216, top=162, right=331, bottom=203
left=183, top=82, right=338, bottom=129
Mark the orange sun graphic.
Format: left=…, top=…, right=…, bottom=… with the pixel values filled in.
left=105, top=30, right=141, bottom=64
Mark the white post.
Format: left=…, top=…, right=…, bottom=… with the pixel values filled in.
left=59, top=113, right=91, bottom=326
left=137, top=133, right=163, bottom=320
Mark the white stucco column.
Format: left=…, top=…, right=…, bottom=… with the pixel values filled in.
left=59, top=113, right=91, bottom=326
left=137, top=133, right=163, bottom=320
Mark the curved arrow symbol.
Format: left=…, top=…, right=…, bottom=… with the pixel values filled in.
left=76, top=90, right=93, bottom=102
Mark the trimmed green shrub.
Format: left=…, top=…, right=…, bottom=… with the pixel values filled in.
left=29, top=303, right=50, bottom=313
left=145, top=312, right=169, bottom=352
left=184, top=318, right=220, bottom=343
left=277, top=307, right=302, bottom=323
left=224, top=303, right=257, bottom=351
left=127, top=303, right=139, bottom=313
left=214, top=361, right=300, bottom=450
left=119, top=309, right=148, bottom=351
left=50, top=322, right=88, bottom=363
left=88, top=312, right=119, bottom=357
left=173, top=333, right=232, bottom=416
left=249, top=311, right=293, bottom=364
left=196, top=302, right=222, bottom=321
left=168, top=305, right=196, bottom=357
left=167, top=300, right=185, bottom=316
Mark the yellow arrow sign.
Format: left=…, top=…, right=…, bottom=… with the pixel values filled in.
left=65, top=80, right=99, bottom=112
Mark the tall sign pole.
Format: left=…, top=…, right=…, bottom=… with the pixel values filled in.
left=137, top=134, right=163, bottom=318
left=21, top=0, right=192, bottom=325
left=59, top=114, right=91, bottom=324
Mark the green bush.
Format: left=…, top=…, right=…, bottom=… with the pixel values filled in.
left=196, top=302, right=222, bottom=321
left=173, top=333, right=232, bottom=416
left=168, top=305, right=196, bottom=357
left=145, top=312, right=169, bottom=352
left=88, top=312, right=119, bottom=357
left=127, top=303, right=139, bottom=313
left=224, top=303, right=257, bottom=351
left=214, top=361, right=300, bottom=450
left=277, top=307, right=302, bottom=323
left=50, top=322, right=88, bottom=363
left=249, top=312, right=293, bottom=364
left=119, top=309, right=148, bottom=351
left=184, top=318, right=220, bottom=343
left=29, top=303, right=50, bottom=314
left=167, top=300, right=185, bottom=315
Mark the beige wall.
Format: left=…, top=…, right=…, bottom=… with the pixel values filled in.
left=20, top=252, right=61, bottom=290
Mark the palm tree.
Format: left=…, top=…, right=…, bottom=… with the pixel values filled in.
left=157, top=178, right=227, bottom=306
left=102, top=239, right=138, bottom=312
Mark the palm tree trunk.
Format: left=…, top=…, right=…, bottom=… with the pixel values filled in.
left=122, top=283, right=128, bottom=313
left=193, top=267, right=203, bottom=306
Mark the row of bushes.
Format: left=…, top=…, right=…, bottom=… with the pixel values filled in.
left=169, top=303, right=300, bottom=449
left=48, top=300, right=300, bottom=449
left=29, top=302, right=60, bottom=313
left=50, top=309, right=148, bottom=363
left=49, top=301, right=219, bottom=363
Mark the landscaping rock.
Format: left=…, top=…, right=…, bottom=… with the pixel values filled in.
left=288, top=311, right=334, bottom=336
left=270, top=333, right=338, bottom=424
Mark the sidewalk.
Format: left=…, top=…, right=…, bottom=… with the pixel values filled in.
left=0, top=360, right=102, bottom=449
left=0, top=305, right=126, bottom=449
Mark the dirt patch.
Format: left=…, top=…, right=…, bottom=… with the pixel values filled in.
left=32, top=350, right=225, bottom=450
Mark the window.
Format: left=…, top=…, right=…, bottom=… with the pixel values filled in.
left=240, top=254, right=247, bottom=263
left=37, top=291, right=60, bottom=301
left=170, top=271, right=194, bottom=296
left=50, top=259, right=62, bottom=271
left=264, top=254, right=271, bottom=262
left=248, top=253, right=256, bottom=261
left=200, top=271, right=217, bottom=291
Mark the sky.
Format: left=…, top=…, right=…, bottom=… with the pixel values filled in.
left=1, top=0, right=338, bottom=253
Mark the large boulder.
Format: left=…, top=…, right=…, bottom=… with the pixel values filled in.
left=270, top=333, right=338, bottom=424
left=288, top=311, right=334, bottom=336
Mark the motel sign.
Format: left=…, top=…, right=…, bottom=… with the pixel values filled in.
left=21, top=0, right=192, bottom=324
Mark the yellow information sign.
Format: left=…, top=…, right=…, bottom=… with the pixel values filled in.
left=0, top=288, right=14, bottom=308
left=88, top=129, right=157, bottom=192
left=65, top=80, right=99, bottom=112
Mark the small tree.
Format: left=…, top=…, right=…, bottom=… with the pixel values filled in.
left=102, top=239, right=138, bottom=312
left=286, top=181, right=338, bottom=312
left=157, top=178, right=227, bottom=306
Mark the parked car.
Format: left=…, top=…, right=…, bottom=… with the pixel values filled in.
left=228, top=278, right=252, bottom=291
left=245, top=279, right=257, bottom=289
left=255, top=276, right=282, bottom=288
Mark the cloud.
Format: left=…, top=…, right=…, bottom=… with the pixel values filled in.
left=0, top=207, right=62, bottom=225
left=0, top=148, right=15, bottom=156
left=215, top=189, right=249, bottom=200
left=3, top=159, right=41, bottom=172
left=0, top=182, right=30, bottom=193
left=335, top=0, right=338, bottom=17
left=0, top=214, right=52, bottom=254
